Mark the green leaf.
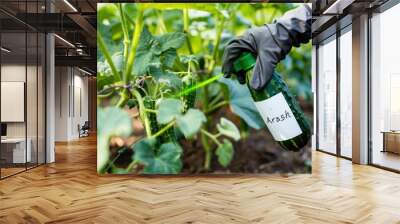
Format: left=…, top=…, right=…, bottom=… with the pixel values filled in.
left=158, top=33, right=184, bottom=69
left=156, top=98, right=183, bottom=124
left=97, top=4, right=123, bottom=61
left=207, top=82, right=221, bottom=98
left=112, top=51, right=124, bottom=72
left=134, top=29, right=185, bottom=75
left=132, top=138, right=157, bottom=166
left=97, top=107, right=133, bottom=173
left=219, top=77, right=265, bottom=130
left=133, top=138, right=182, bottom=174
left=110, top=22, right=123, bottom=41
left=161, top=48, right=178, bottom=68
left=180, top=55, right=199, bottom=65
left=133, top=27, right=162, bottom=76
left=217, top=118, right=240, bottom=141
left=157, top=32, right=186, bottom=52
left=176, top=109, right=206, bottom=138
left=149, top=66, right=182, bottom=90
left=97, top=60, right=109, bottom=74
left=212, top=3, right=234, bottom=19
left=215, top=139, right=234, bottom=167
left=98, top=4, right=118, bottom=21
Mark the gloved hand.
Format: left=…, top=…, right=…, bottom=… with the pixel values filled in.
left=222, top=5, right=312, bottom=90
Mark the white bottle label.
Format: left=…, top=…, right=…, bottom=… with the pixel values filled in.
left=254, top=92, right=302, bottom=141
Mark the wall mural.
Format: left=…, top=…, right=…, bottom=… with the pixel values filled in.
left=97, top=3, right=312, bottom=175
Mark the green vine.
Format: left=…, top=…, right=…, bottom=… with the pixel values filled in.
left=132, top=89, right=152, bottom=137
left=118, top=3, right=130, bottom=61
left=124, top=6, right=144, bottom=85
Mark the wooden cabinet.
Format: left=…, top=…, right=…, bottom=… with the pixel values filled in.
left=382, top=132, right=400, bottom=154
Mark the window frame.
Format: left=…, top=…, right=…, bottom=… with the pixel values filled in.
left=367, top=0, right=400, bottom=173
left=314, top=20, right=352, bottom=160
left=0, top=1, right=48, bottom=180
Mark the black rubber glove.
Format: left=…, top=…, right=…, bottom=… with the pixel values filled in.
left=222, top=5, right=312, bottom=90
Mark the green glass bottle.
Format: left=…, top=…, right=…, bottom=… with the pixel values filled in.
left=233, top=52, right=311, bottom=151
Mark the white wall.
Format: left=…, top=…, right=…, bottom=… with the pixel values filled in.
left=54, top=67, right=89, bottom=141
left=55, top=66, right=69, bottom=141
left=72, top=72, right=89, bottom=138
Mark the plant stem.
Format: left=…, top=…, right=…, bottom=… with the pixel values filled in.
left=116, top=91, right=129, bottom=108
left=201, top=129, right=221, bottom=146
left=118, top=3, right=130, bottom=61
left=156, top=10, right=167, bottom=34
left=124, top=12, right=136, bottom=26
left=201, top=76, right=210, bottom=112
left=151, top=121, right=175, bottom=139
left=188, top=59, right=191, bottom=76
left=201, top=131, right=212, bottom=170
left=126, top=160, right=138, bottom=172
left=205, top=101, right=229, bottom=114
left=201, top=57, right=211, bottom=170
left=145, top=108, right=157, bottom=113
left=209, top=92, right=223, bottom=107
left=97, top=31, right=120, bottom=81
left=104, top=147, right=127, bottom=172
left=124, top=6, right=144, bottom=84
left=212, top=22, right=224, bottom=60
left=183, top=9, right=193, bottom=55
left=153, top=82, right=159, bottom=98
left=172, top=71, right=190, bottom=75
left=209, top=15, right=226, bottom=73
left=202, top=15, right=227, bottom=117
left=97, top=83, right=131, bottom=95
left=199, top=15, right=228, bottom=170
left=201, top=129, right=221, bottom=170
left=97, top=91, right=114, bottom=99
left=132, top=89, right=151, bottom=137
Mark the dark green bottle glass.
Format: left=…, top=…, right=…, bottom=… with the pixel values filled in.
left=233, top=52, right=311, bottom=151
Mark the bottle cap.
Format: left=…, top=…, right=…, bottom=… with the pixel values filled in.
left=233, top=52, right=256, bottom=73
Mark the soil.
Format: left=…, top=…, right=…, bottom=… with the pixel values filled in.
left=110, top=102, right=313, bottom=174
left=181, top=129, right=311, bottom=174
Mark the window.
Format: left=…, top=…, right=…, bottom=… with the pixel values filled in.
left=317, top=36, right=337, bottom=154
left=339, top=27, right=352, bottom=158
left=0, top=0, right=46, bottom=179
left=370, top=3, right=400, bottom=171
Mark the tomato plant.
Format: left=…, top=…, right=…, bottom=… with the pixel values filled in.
left=97, top=3, right=311, bottom=174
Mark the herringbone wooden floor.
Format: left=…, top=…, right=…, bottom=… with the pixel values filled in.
left=0, top=135, right=400, bottom=224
